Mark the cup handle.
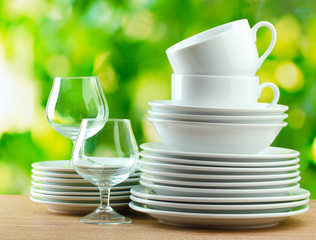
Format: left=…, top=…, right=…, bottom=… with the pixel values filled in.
left=251, top=21, right=277, bottom=70
left=258, top=82, right=280, bottom=107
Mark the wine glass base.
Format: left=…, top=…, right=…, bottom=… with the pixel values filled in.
left=79, top=206, right=132, bottom=225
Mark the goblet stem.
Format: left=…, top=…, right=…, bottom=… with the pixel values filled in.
left=78, top=187, right=132, bottom=224
left=99, top=187, right=112, bottom=211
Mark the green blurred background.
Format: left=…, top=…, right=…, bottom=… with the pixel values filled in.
left=0, top=0, right=316, bottom=197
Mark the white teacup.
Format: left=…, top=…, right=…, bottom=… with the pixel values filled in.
left=166, top=19, right=276, bottom=76
left=172, top=74, right=279, bottom=108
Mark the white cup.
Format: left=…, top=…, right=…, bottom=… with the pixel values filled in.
left=171, top=74, right=279, bottom=108
left=166, top=19, right=277, bottom=76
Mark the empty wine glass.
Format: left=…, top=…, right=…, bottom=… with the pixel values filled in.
left=46, top=76, right=108, bottom=167
left=72, top=118, right=139, bottom=224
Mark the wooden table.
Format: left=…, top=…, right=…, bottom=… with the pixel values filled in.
left=0, top=195, right=314, bottom=240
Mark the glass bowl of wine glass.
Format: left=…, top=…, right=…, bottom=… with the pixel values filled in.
left=72, top=118, right=139, bottom=224
left=46, top=76, right=108, bottom=167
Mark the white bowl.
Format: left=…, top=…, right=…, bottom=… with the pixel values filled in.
left=148, top=110, right=288, bottom=124
left=149, top=118, right=287, bottom=154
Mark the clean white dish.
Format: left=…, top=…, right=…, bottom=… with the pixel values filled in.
left=31, top=191, right=130, bottom=202
left=140, top=160, right=299, bottom=174
left=32, top=169, right=82, bottom=179
left=32, top=160, right=76, bottom=172
left=32, top=175, right=140, bottom=185
left=140, top=151, right=299, bottom=167
left=131, top=185, right=310, bottom=203
left=149, top=118, right=287, bottom=154
left=30, top=196, right=129, bottom=214
left=141, top=175, right=301, bottom=188
left=31, top=186, right=131, bottom=196
left=140, top=180, right=300, bottom=197
left=140, top=142, right=299, bottom=160
left=130, top=195, right=309, bottom=214
left=31, top=181, right=135, bottom=191
left=129, top=201, right=309, bottom=229
left=149, top=100, right=288, bottom=116
left=140, top=167, right=300, bottom=181
left=32, top=160, right=141, bottom=177
left=31, top=186, right=130, bottom=196
left=148, top=110, right=288, bottom=124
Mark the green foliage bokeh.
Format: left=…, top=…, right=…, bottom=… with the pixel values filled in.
left=0, top=0, right=316, bottom=198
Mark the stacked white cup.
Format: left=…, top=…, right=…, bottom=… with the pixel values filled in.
left=167, top=19, right=279, bottom=108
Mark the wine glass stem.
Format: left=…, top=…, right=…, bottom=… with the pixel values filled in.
left=99, top=187, right=112, bottom=211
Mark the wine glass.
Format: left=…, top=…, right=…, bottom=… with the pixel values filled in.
left=72, top=118, right=139, bottom=224
left=46, top=76, right=108, bottom=167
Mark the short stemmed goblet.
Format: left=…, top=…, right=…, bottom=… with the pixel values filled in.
left=72, top=119, right=139, bottom=224
left=46, top=76, right=108, bottom=167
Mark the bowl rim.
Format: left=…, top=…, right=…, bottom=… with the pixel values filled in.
left=148, top=117, right=288, bottom=128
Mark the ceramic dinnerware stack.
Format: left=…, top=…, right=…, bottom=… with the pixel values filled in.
left=30, top=160, right=140, bottom=214
left=129, top=19, right=310, bottom=229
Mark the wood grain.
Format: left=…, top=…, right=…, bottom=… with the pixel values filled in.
left=0, top=195, right=314, bottom=240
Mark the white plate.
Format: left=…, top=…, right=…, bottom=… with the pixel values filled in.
left=141, top=175, right=301, bottom=188
left=31, top=191, right=130, bottom=202
left=140, top=180, right=300, bottom=197
left=31, top=186, right=131, bottom=196
left=31, top=185, right=130, bottom=196
left=32, top=169, right=82, bottom=179
left=130, top=195, right=309, bottom=214
left=32, top=160, right=141, bottom=177
left=139, top=160, right=300, bottom=174
left=32, top=160, right=75, bottom=172
left=31, top=181, right=136, bottom=191
left=149, top=101, right=289, bottom=116
left=141, top=143, right=299, bottom=160
left=140, top=151, right=300, bottom=167
left=131, top=185, right=310, bottom=203
left=32, top=175, right=140, bottom=185
left=129, top=201, right=309, bottom=229
left=140, top=168, right=300, bottom=181
left=30, top=196, right=129, bottom=214
left=148, top=110, right=288, bottom=123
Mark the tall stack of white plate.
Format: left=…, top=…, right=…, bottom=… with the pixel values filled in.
left=128, top=102, right=310, bottom=229
left=30, top=160, right=140, bottom=214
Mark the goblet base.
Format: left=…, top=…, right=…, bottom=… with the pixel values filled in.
left=79, top=206, right=131, bottom=225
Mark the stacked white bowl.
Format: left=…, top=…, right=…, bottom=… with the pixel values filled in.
left=30, top=160, right=140, bottom=214
left=129, top=19, right=310, bottom=229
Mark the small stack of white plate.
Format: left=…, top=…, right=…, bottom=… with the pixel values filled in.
left=129, top=142, right=310, bottom=229
left=30, top=160, right=140, bottom=214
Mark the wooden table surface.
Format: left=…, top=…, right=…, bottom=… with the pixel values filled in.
left=0, top=195, right=315, bottom=240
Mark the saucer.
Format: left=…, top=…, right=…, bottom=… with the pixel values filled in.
left=148, top=110, right=288, bottom=123
left=149, top=100, right=289, bottom=116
